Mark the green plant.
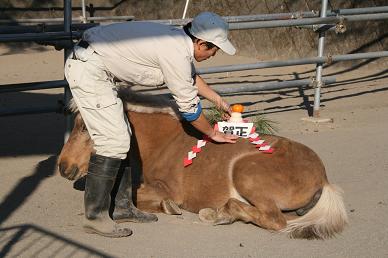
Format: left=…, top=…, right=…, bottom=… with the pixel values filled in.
left=204, top=106, right=278, bottom=135
left=204, top=106, right=224, bottom=126
left=251, top=115, right=278, bottom=135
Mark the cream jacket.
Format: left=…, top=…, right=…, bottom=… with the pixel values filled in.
left=84, top=21, right=200, bottom=113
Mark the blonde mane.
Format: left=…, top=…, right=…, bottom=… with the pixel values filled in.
left=118, top=87, right=181, bottom=119
left=67, top=87, right=181, bottom=120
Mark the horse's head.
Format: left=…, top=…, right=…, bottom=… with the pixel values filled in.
left=57, top=89, right=181, bottom=181
left=57, top=113, right=93, bottom=180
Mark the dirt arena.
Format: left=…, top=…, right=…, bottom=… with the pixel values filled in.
left=0, top=44, right=387, bottom=257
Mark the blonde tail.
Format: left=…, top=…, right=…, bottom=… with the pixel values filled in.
left=281, top=184, right=348, bottom=239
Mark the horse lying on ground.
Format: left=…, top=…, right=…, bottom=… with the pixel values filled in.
left=58, top=89, right=348, bottom=240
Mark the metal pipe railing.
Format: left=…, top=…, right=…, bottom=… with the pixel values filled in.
left=0, top=105, right=63, bottom=117
left=2, top=12, right=387, bottom=43
left=64, top=0, right=72, bottom=142
left=182, top=0, right=190, bottom=19
left=212, top=76, right=336, bottom=94
left=0, top=23, right=97, bottom=34
left=228, top=13, right=388, bottom=30
left=1, top=51, right=384, bottom=96
left=197, top=51, right=388, bottom=75
left=0, top=31, right=82, bottom=42
left=328, top=6, right=388, bottom=15
left=81, top=0, right=87, bottom=23
left=148, top=6, right=388, bottom=25
left=0, top=77, right=336, bottom=117
left=313, top=0, right=329, bottom=118
left=0, top=80, right=67, bottom=94
left=0, top=6, right=388, bottom=42
left=1, top=5, right=387, bottom=119
left=1, top=6, right=388, bottom=25
left=0, top=16, right=135, bottom=24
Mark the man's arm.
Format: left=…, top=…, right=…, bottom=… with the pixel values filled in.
left=195, top=74, right=231, bottom=116
left=158, top=53, right=235, bottom=143
left=189, top=74, right=237, bottom=143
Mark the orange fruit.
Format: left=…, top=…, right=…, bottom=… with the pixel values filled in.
left=231, top=104, right=244, bottom=113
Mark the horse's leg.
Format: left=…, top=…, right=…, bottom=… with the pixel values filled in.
left=161, top=199, right=182, bottom=215
left=136, top=185, right=182, bottom=215
left=199, top=198, right=287, bottom=231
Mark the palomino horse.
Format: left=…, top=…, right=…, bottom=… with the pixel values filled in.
left=58, top=89, right=348, bottom=240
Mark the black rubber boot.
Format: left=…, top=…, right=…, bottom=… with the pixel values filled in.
left=113, top=166, right=158, bottom=223
left=83, top=154, right=133, bottom=237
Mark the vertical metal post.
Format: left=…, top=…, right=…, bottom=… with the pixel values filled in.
left=312, top=0, right=328, bottom=117
left=182, top=0, right=190, bottom=19
left=81, top=0, right=87, bottom=23
left=64, top=0, right=72, bottom=142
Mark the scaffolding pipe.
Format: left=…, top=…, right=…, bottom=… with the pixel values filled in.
left=86, top=16, right=134, bottom=22
left=148, top=6, right=388, bottom=25
left=63, top=4, right=72, bottom=61
left=153, top=13, right=310, bottom=26
left=329, top=6, right=388, bottom=16
left=2, top=12, right=387, bottom=43
left=197, top=51, right=388, bottom=75
left=0, top=31, right=82, bottom=42
left=0, top=23, right=97, bottom=34
left=64, top=0, right=72, bottom=142
left=152, top=13, right=317, bottom=26
left=0, top=16, right=135, bottom=24
left=228, top=13, right=388, bottom=30
left=0, top=105, right=63, bottom=117
left=182, top=0, right=190, bottom=19
left=226, top=6, right=388, bottom=21
left=212, top=76, right=336, bottom=94
left=313, top=0, right=329, bottom=118
left=224, top=12, right=316, bottom=23
left=254, top=5, right=388, bottom=27
left=81, top=0, right=87, bottom=23
left=0, top=51, right=386, bottom=94
left=1, top=6, right=387, bottom=25
left=0, top=80, right=67, bottom=94
left=0, top=77, right=336, bottom=117
left=1, top=6, right=387, bottom=120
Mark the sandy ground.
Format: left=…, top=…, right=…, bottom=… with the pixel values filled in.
left=0, top=44, right=388, bottom=258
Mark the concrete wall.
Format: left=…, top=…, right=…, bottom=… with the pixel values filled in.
left=1, top=0, right=387, bottom=64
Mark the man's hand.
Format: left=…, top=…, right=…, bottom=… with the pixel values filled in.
left=209, top=130, right=238, bottom=143
left=216, top=98, right=232, bottom=121
left=190, top=113, right=237, bottom=144
left=196, top=74, right=231, bottom=120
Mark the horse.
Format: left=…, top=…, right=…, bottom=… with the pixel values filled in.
left=57, top=89, right=348, bottom=240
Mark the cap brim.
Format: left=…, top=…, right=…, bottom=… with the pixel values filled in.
left=217, top=39, right=236, bottom=55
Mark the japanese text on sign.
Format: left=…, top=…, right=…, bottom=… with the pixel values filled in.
left=217, top=122, right=253, bottom=138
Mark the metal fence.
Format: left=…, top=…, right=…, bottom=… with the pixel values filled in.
left=0, top=0, right=387, bottom=137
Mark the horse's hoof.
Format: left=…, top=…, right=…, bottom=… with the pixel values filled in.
left=161, top=199, right=182, bottom=215
left=213, top=217, right=234, bottom=226
left=199, top=208, right=217, bottom=223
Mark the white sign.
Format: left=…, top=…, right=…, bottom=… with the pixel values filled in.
left=217, top=122, right=254, bottom=138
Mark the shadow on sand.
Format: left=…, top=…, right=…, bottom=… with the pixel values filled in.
left=0, top=223, right=115, bottom=258
left=0, top=156, right=57, bottom=225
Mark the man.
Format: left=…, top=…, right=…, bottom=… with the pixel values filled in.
left=65, top=12, right=238, bottom=238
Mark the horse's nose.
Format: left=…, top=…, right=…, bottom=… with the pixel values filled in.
left=68, top=165, right=80, bottom=180
left=59, top=162, right=80, bottom=181
left=59, top=161, right=68, bottom=178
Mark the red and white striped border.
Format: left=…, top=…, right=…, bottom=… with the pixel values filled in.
left=183, top=127, right=274, bottom=167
